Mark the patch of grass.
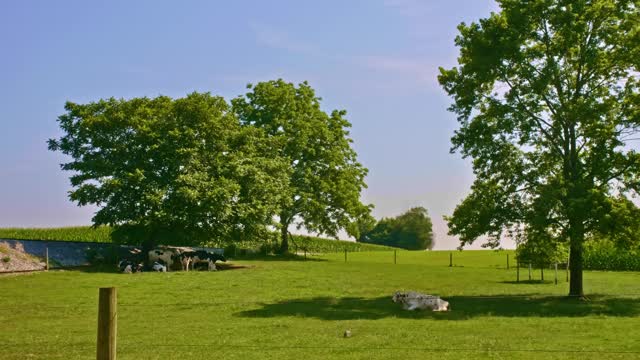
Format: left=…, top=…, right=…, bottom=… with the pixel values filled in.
left=1, top=251, right=639, bottom=359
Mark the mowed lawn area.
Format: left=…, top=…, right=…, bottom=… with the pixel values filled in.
left=2, top=250, right=639, bottom=360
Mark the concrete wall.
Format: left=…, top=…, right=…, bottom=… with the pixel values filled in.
left=0, top=239, right=224, bottom=268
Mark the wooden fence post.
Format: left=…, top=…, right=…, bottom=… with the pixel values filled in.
left=394, top=250, right=397, bottom=265
left=516, top=261, right=520, bottom=282
left=506, top=254, right=509, bottom=269
left=554, top=263, right=558, bottom=285
left=45, top=247, right=49, bottom=271
left=97, top=287, right=117, bottom=360
left=528, top=263, right=532, bottom=281
left=449, top=253, right=453, bottom=267
left=540, top=267, right=544, bottom=281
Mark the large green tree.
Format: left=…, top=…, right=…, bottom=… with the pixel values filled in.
left=48, top=93, right=289, bottom=258
left=360, top=207, right=434, bottom=250
left=232, top=80, right=370, bottom=253
left=439, top=0, right=639, bottom=297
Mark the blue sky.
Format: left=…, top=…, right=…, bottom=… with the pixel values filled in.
left=0, top=0, right=506, bottom=249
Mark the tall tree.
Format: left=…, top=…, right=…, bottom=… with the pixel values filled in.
left=439, top=0, right=639, bottom=297
left=361, top=207, right=434, bottom=250
left=232, top=80, right=370, bottom=252
left=48, top=93, right=289, bottom=259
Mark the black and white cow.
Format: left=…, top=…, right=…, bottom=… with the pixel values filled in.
left=118, top=259, right=143, bottom=273
left=148, top=248, right=181, bottom=271
left=152, top=261, right=167, bottom=272
left=181, top=251, right=226, bottom=271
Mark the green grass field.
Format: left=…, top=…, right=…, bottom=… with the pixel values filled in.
left=2, top=250, right=639, bottom=359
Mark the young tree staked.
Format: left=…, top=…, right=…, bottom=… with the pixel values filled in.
left=233, top=80, right=370, bottom=253
left=439, top=0, right=639, bottom=297
left=48, top=93, right=289, bottom=260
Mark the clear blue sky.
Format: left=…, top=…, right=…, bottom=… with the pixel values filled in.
left=0, top=0, right=507, bottom=249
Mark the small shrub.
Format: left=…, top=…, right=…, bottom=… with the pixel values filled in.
left=2, top=256, right=10, bottom=263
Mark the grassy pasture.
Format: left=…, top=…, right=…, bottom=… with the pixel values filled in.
left=1, top=250, right=639, bottom=360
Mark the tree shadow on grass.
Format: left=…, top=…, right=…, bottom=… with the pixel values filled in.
left=500, top=280, right=556, bottom=285
left=235, top=294, right=640, bottom=321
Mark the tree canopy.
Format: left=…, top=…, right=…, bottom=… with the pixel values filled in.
left=48, top=93, right=290, bottom=249
left=359, top=207, right=434, bottom=250
left=439, top=0, right=639, bottom=296
left=232, top=80, right=371, bottom=252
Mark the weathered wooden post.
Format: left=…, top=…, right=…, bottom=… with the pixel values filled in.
left=97, top=287, right=117, bottom=360
left=554, top=263, right=558, bottom=285
left=45, top=247, right=49, bottom=271
left=528, top=263, right=532, bottom=281
left=506, top=254, right=509, bottom=269
left=394, top=250, right=397, bottom=265
left=541, top=267, right=544, bottom=281
left=449, top=253, right=453, bottom=267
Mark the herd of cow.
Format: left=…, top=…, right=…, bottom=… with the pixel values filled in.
left=118, top=246, right=227, bottom=273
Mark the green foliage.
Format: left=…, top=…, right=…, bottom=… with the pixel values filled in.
left=0, top=226, right=393, bottom=254
left=290, top=235, right=393, bottom=253
left=2, top=256, right=10, bottom=263
left=232, top=80, right=371, bottom=252
left=516, top=238, right=568, bottom=268
left=584, top=238, right=640, bottom=271
left=439, top=0, right=640, bottom=295
left=0, top=226, right=113, bottom=243
left=48, top=93, right=290, bottom=246
left=361, top=207, right=434, bottom=250
left=346, top=212, right=377, bottom=242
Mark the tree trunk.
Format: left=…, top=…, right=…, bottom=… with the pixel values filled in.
left=279, top=221, right=289, bottom=254
left=141, top=227, right=158, bottom=268
left=568, top=218, right=585, bottom=298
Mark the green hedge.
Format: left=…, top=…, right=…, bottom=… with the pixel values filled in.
left=0, top=226, right=113, bottom=243
left=0, top=226, right=394, bottom=253
left=583, top=241, right=640, bottom=271
left=290, top=235, right=394, bottom=253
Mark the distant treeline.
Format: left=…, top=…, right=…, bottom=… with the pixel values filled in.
left=355, top=207, right=434, bottom=250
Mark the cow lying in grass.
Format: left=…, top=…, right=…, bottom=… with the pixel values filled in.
left=392, top=291, right=450, bottom=311
left=118, top=260, right=143, bottom=273
left=120, top=246, right=226, bottom=273
left=151, top=261, right=167, bottom=272
left=180, top=251, right=226, bottom=271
